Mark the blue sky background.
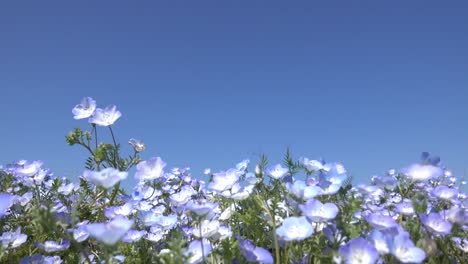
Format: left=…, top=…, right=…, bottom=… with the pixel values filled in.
left=1, top=1, right=467, bottom=190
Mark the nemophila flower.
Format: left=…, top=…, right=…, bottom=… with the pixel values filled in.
left=0, top=193, right=16, bottom=217
left=236, top=236, right=274, bottom=264
left=18, top=192, right=33, bottom=206
left=145, top=227, right=164, bottom=242
left=169, top=185, right=196, bottom=206
left=441, top=206, right=467, bottom=225
left=265, top=164, right=289, bottom=180
left=135, top=157, right=166, bottom=181
left=431, top=185, right=458, bottom=201
left=193, top=220, right=220, bottom=238
left=339, top=237, right=379, bottom=264
left=184, top=239, right=212, bottom=264
left=128, top=138, right=146, bottom=152
left=208, top=169, right=241, bottom=192
left=301, top=158, right=324, bottom=172
left=105, top=201, right=133, bottom=219
left=89, top=104, right=122, bottom=126
left=322, top=162, right=347, bottom=185
left=304, top=185, right=324, bottom=199
left=72, top=97, right=96, bottom=119
left=73, top=222, right=90, bottom=242
left=154, top=214, right=178, bottom=230
left=323, top=224, right=346, bottom=244
left=139, top=210, right=162, bottom=226
left=420, top=213, right=452, bottom=236
left=287, top=180, right=307, bottom=198
left=299, top=199, right=339, bottom=222
left=85, top=217, right=134, bottom=245
left=58, top=182, right=76, bottom=195
left=219, top=204, right=236, bottom=221
left=185, top=200, right=218, bottom=216
left=121, top=230, right=147, bottom=243
left=15, top=160, right=43, bottom=177
left=83, top=168, right=128, bottom=189
left=276, top=216, right=314, bottom=241
left=366, top=213, right=398, bottom=230
left=403, top=163, right=443, bottom=181
left=35, top=240, right=70, bottom=253
left=394, top=199, right=415, bottom=215
left=318, top=181, right=341, bottom=195
left=212, top=225, right=232, bottom=241
left=236, top=159, right=250, bottom=171
left=452, top=237, right=468, bottom=253
left=389, top=229, right=426, bottom=263
left=0, top=227, right=27, bottom=248
left=20, top=254, right=62, bottom=264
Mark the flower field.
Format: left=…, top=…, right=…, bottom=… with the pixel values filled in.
left=0, top=97, right=466, bottom=263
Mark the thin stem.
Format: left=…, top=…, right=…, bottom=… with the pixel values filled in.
left=93, top=124, right=98, bottom=150
left=108, top=126, right=119, bottom=169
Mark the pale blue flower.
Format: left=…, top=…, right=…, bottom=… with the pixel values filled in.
left=389, top=229, right=426, bottom=263
left=184, top=239, right=212, bottom=264
left=105, top=201, right=133, bottom=219
left=431, top=185, right=458, bottom=201
left=420, top=213, right=452, bottom=236
left=403, top=163, right=443, bottom=181
left=339, top=237, right=378, bottom=264
left=394, top=200, right=415, bottom=215
left=154, top=214, right=178, bottom=230
left=0, top=193, right=16, bottom=218
left=15, top=160, right=43, bottom=177
left=451, top=237, right=468, bottom=253
left=366, top=213, right=398, bottom=230
left=89, top=105, right=122, bottom=126
left=301, top=158, right=324, bottom=172
left=185, top=200, right=218, bottom=216
left=0, top=227, right=27, bottom=248
left=35, top=240, right=70, bottom=252
left=85, top=217, right=134, bottom=245
left=208, top=169, right=241, bottom=192
left=128, top=138, right=145, bottom=152
left=121, top=230, right=147, bottom=243
left=83, top=168, right=128, bottom=189
left=58, top=182, right=75, bottom=195
left=73, top=223, right=89, bottom=243
left=265, top=164, right=289, bottom=180
left=72, top=97, right=96, bottom=119
left=169, top=185, right=196, bottom=206
left=299, top=199, right=339, bottom=222
left=192, top=220, right=220, bottom=238
left=236, top=236, right=273, bottom=263
left=20, top=254, right=62, bottom=264
left=134, top=157, right=166, bottom=181
left=276, top=216, right=314, bottom=241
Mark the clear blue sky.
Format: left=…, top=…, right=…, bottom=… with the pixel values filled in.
left=1, top=1, right=467, bottom=190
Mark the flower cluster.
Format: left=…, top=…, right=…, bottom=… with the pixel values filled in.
left=0, top=98, right=466, bottom=263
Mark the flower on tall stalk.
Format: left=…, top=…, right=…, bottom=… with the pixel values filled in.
left=276, top=216, right=314, bottom=241
left=72, top=97, right=96, bottom=120
left=265, top=164, right=289, bottom=180
left=184, top=239, right=212, bottom=264
left=85, top=217, right=134, bottom=245
left=83, top=168, right=128, bottom=189
left=34, top=240, right=70, bottom=253
left=0, top=193, right=16, bottom=218
left=89, top=105, right=122, bottom=126
left=299, top=199, right=339, bottom=222
left=236, top=236, right=274, bottom=264
left=134, top=157, right=166, bottom=181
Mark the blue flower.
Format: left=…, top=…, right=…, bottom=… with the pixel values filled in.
left=185, top=200, right=218, bottom=216
left=420, top=213, right=452, bottom=236
left=121, top=230, right=147, bottom=243
left=0, top=227, right=27, bottom=248
left=134, top=157, right=166, bottom=181
left=265, top=164, right=289, bottom=180
left=431, top=185, right=458, bottom=201
left=299, top=199, right=339, bottom=222
left=236, top=236, right=273, bottom=263
left=0, top=193, right=16, bottom=218
left=403, top=163, right=443, bottom=181
left=339, top=237, right=379, bottom=264
left=34, top=240, right=70, bottom=252
left=105, top=201, right=133, bottom=219
left=276, top=216, right=314, bottom=241
left=208, top=169, right=241, bottom=192
left=366, top=213, right=398, bottom=230
left=184, top=239, right=212, bottom=264
left=85, top=217, right=134, bottom=245
left=72, top=97, right=96, bottom=120
left=89, top=105, right=122, bottom=126
left=83, top=168, right=128, bottom=189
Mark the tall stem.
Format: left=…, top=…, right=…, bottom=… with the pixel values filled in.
left=108, top=126, right=119, bottom=169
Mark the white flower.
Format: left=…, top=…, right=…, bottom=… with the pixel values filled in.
left=83, top=168, right=128, bottom=189
left=134, top=157, right=166, bottom=181
left=89, top=105, right=122, bottom=126
left=72, top=97, right=96, bottom=119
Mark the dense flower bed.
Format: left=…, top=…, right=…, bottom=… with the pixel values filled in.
left=0, top=97, right=466, bottom=263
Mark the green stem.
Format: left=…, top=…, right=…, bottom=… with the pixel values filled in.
left=108, top=126, right=119, bottom=169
